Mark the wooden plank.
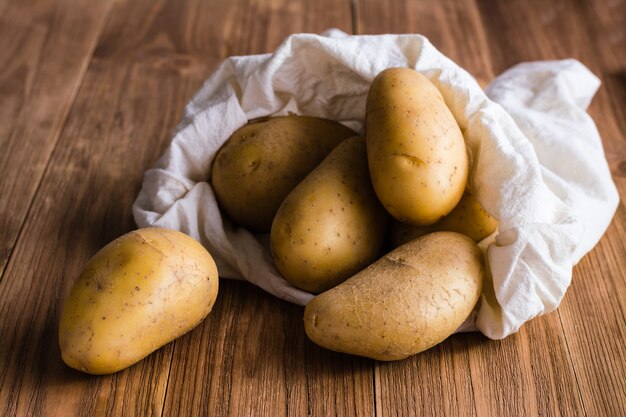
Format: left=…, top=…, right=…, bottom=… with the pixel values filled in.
left=153, top=1, right=374, bottom=416
left=577, top=0, right=626, bottom=202
left=166, top=280, right=375, bottom=417
left=356, top=1, right=596, bottom=416
left=2, top=1, right=623, bottom=416
left=559, top=222, right=626, bottom=417
left=0, top=0, right=114, bottom=279
left=0, top=0, right=369, bottom=416
left=585, top=0, right=626, bottom=177
left=373, top=318, right=585, bottom=417
left=300, top=319, right=375, bottom=417
left=354, top=0, right=495, bottom=84
left=0, top=0, right=208, bottom=414
left=474, top=0, right=626, bottom=303
left=475, top=0, right=626, bottom=191
left=0, top=35, right=177, bottom=417
left=473, top=0, right=626, bottom=416
left=470, top=316, right=585, bottom=417
left=579, top=0, right=626, bottom=73
left=577, top=0, right=626, bottom=315
left=373, top=335, right=478, bottom=417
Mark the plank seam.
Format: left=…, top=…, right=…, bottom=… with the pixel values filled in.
left=466, top=0, right=496, bottom=80
left=304, top=350, right=313, bottom=416
left=465, top=351, right=479, bottom=417
left=556, top=309, right=589, bottom=417
left=159, top=343, right=177, bottom=417
left=350, top=0, right=359, bottom=35
left=0, top=0, right=117, bottom=284
left=373, top=361, right=379, bottom=417
left=0, top=10, right=53, bottom=284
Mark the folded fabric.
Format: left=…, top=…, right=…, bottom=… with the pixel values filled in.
left=133, top=30, right=619, bottom=339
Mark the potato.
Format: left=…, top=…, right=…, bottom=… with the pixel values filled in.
left=271, top=136, right=389, bottom=293
left=59, top=228, right=219, bottom=375
left=390, top=192, right=499, bottom=246
left=211, top=115, right=356, bottom=233
left=366, top=68, right=469, bottom=226
left=303, top=232, right=484, bottom=360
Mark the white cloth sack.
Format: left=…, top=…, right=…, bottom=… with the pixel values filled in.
left=132, top=30, right=619, bottom=339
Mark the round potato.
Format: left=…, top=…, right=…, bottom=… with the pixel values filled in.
left=304, top=232, right=484, bottom=361
left=390, top=192, right=499, bottom=246
left=366, top=68, right=469, bottom=226
left=211, top=115, right=356, bottom=233
left=271, top=136, right=389, bottom=293
left=59, top=228, right=219, bottom=375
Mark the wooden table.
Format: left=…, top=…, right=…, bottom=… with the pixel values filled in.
left=1, top=0, right=624, bottom=416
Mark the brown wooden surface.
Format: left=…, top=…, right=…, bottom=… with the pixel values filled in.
left=0, top=0, right=624, bottom=416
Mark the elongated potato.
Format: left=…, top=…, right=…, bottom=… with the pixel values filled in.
left=271, top=136, right=389, bottom=293
left=304, top=232, right=484, bottom=360
left=59, top=228, right=219, bottom=374
left=211, top=115, right=356, bottom=233
left=366, top=68, right=469, bottom=226
left=390, top=192, right=498, bottom=246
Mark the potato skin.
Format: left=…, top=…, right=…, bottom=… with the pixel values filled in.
left=390, top=192, right=499, bottom=246
left=271, top=136, right=389, bottom=293
left=303, top=232, right=484, bottom=360
left=366, top=68, right=469, bottom=226
left=59, top=228, right=219, bottom=375
left=211, top=115, right=356, bottom=233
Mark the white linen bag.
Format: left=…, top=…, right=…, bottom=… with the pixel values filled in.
left=133, top=31, right=619, bottom=339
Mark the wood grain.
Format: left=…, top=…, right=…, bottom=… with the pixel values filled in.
left=0, top=0, right=114, bottom=278
left=373, top=335, right=479, bottom=417
left=354, top=0, right=495, bottom=83
left=0, top=22, right=177, bottom=417
left=475, top=1, right=626, bottom=416
left=164, top=280, right=375, bottom=417
left=145, top=1, right=373, bottom=416
left=559, top=216, right=626, bottom=417
left=0, top=0, right=212, bottom=413
left=476, top=0, right=626, bottom=190
left=0, top=0, right=366, bottom=416
left=0, top=0, right=624, bottom=416
left=356, top=1, right=626, bottom=416
left=573, top=0, right=626, bottom=226
left=578, top=0, right=626, bottom=143
left=356, top=1, right=591, bottom=416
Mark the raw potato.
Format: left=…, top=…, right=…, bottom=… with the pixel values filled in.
left=211, top=115, right=356, bottom=233
left=366, top=68, right=469, bottom=226
left=304, top=232, right=484, bottom=360
left=59, top=228, right=219, bottom=375
left=271, top=136, right=389, bottom=293
left=390, top=192, right=499, bottom=246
